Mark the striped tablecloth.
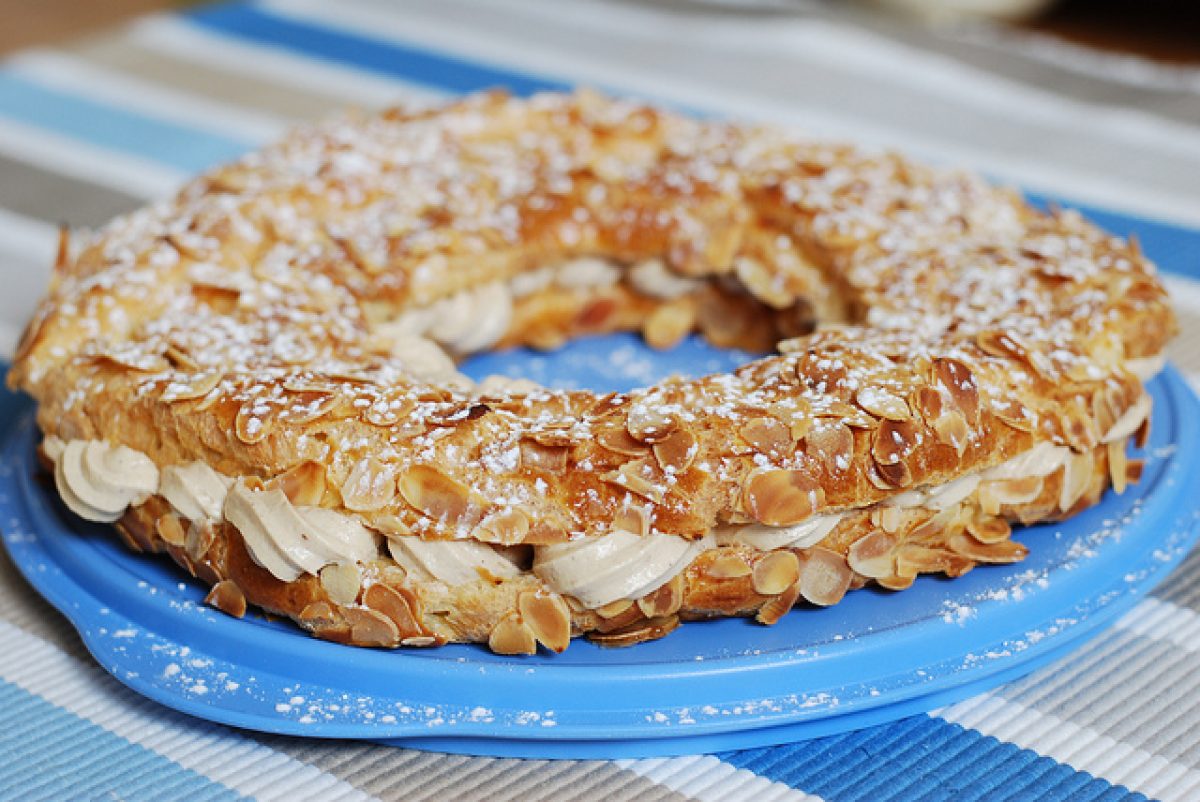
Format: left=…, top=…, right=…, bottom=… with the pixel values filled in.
left=1, top=1, right=1199, bottom=799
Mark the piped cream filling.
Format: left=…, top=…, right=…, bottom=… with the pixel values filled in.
left=533, top=529, right=715, bottom=609
left=48, top=437, right=159, bottom=523
left=224, top=480, right=377, bottom=582
left=44, top=382, right=1152, bottom=601
left=387, top=536, right=522, bottom=586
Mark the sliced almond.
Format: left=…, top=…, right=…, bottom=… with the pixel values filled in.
left=518, top=591, right=572, bottom=653
left=982, top=475, right=1044, bottom=507
left=652, top=426, right=698, bottom=474
left=932, top=358, right=978, bottom=422
left=186, top=519, right=216, bottom=562
left=932, top=409, right=971, bottom=456
left=876, top=574, right=915, bottom=591
left=344, top=606, right=400, bottom=647
left=474, top=507, right=531, bottom=545
left=738, top=416, right=792, bottom=458
left=705, top=553, right=753, bottom=579
left=273, top=460, right=326, bottom=506
left=966, top=516, right=1012, bottom=545
left=625, top=401, right=679, bottom=443
left=895, top=544, right=970, bottom=578
left=947, top=533, right=1028, bottom=564
left=596, top=426, right=650, bottom=456
left=204, top=580, right=247, bottom=618
left=588, top=615, right=680, bottom=647
left=1059, top=450, right=1094, bottom=513
left=602, top=459, right=669, bottom=504
left=637, top=574, right=684, bottom=618
left=804, top=421, right=854, bottom=473
left=299, top=601, right=338, bottom=627
left=234, top=401, right=276, bottom=445
left=856, top=386, right=911, bottom=422
left=364, top=583, right=422, bottom=639
left=341, top=457, right=396, bottom=512
left=398, top=465, right=486, bottom=529
left=1108, top=440, right=1129, bottom=494
left=847, top=531, right=896, bottom=579
left=755, top=580, right=802, bottom=626
left=520, top=440, right=569, bottom=473
left=489, top=612, right=538, bottom=655
left=320, top=563, right=361, bottom=606
left=596, top=598, right=635, bottom=619
left=1125, top=458, right=1145, bottom=486
left=798, top=547, right=851, bottom=607
left=161, top=371, right=222, bottom=403
left=156, top=513, right=187, bottom=547
left=742, top=468, right=825, bottom=526
left=752, top=551, right=802, bottom=596
left=643, top=298, right=696, bottom=350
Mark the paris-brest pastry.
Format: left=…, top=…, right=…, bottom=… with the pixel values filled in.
left=10, top=91, right=1175, bottom=653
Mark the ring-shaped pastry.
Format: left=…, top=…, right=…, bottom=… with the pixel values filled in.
left=10, top=90, right=1176, bottom=653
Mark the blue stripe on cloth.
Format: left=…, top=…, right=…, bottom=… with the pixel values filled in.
left=716, top=715, right=1148, bottom=802
left=185, top=3, right=569, bottom=97
left=0, top=680, right=243, bottom=802
left=180, top=3, right=1200, bottom=283
left=0, top=73, right=252, bottom=173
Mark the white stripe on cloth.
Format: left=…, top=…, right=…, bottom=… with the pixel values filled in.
left=937, top=597, right=1200, bottom=802
left=0, top=619, right=379, bottom=802
left=937, top=693, right=1200, bottom=802
left=615, top=755, right=825, bottom=802
left=6, top=50, right=290, bottom=144
left=128, top=15, right=447, bottom=111
left=1112, top=597, right=1200, bottom=654
left=0, top=115, right=182, bottom=199
left=266, top=0, right=1200, bottom=229
left=948, top=25, right=1200, bottom=97
left=453, top=0, right=1200, bottom=166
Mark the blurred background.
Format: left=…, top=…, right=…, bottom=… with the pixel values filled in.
left=1, top=0, right=1198, bottom=62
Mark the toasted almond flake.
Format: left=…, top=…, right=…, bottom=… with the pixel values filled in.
left=856, top=386, right=911, bottom=421
left=341, top=457, right=396, bottom=512
left=643, top=298, right=696, bottom=350
left=320, top=562, right=361, bottom=606
left=982, top=475, right=1044, bottom=506
left=804, top=421, right=854, bottom=473
left=652, top=426, right=698, bottom=474
left=625, top=401, right=679, bottom=443
left=596, top=426, right=650, bottom=456
left=894, top=544, right=968, bottom=577
left=344, top=606, right=400, bottom=647
left=1059, top=450, right=1094, bottom=512
left=876, top=574, right=915, bottom=591
left=966, top=516, right=1012, bottom=545
left=947, top=533, right=1028, bottom=564
left=474, top=507, right=531, bottom=545
left=1108, top=440, right=1129, bottom=494
left=518, top=591, right=571, bottom=653
left=847, top=531, right=896, bottom=579
left=272, top=460, right=326, bottom=506
left=603, top=459, right=668, bottom=504
left=186, top=519, right=216, bottom=562
left=401, top=635, right=438, bottom=647
left=489, top=613, right=537, bottom=655
left=204, top=580, right=247, bottom=618
left=743, top=468, right=824, bottom=526
left=612, top=505, right=651, bottom=537
left=520, top=440, right=569, bottom=473
left=705, top=553, right=753, bottom=579
left=234, top=402, right=276, bottom=445
left=637, top=574, right=684, bottom=618
left=161, top=371, right=221, bottom=403
left=738, top=416, right=792, bottom=457
left=364, top=583, right=422, bottom=639
left=932, top=358, right=978, bottom=422
left=932, top=409, right=970, bottom=456
left=156, top=513, right=187, bottom=547
left=588, top=615, right=679, bottom=647
left=398, top=465, right=486, bottom=528
left=752, top=551, right=802, bottom=596
left=299, top=601, right=337, bottom=627
left=364, top=393, right=416, bottom=427
left=1126, top=458, right=1145, bottom=485
left=756, top=580, right=802, bottom=625
left=596, top=598, right=635, bottom=619
left=798, top=547, right=851, bottom=606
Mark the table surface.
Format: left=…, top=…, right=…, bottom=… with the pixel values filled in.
left=1, top=1, right=1199, bottom=800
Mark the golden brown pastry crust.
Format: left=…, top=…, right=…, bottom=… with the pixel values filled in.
left=10, top=90, right=1175, bottom=651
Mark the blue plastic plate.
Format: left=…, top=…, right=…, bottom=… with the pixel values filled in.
left=2, top=336, right=1199, bottom=759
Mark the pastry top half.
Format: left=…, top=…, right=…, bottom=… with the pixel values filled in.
left=8, top=90, right=1176, bottom=650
